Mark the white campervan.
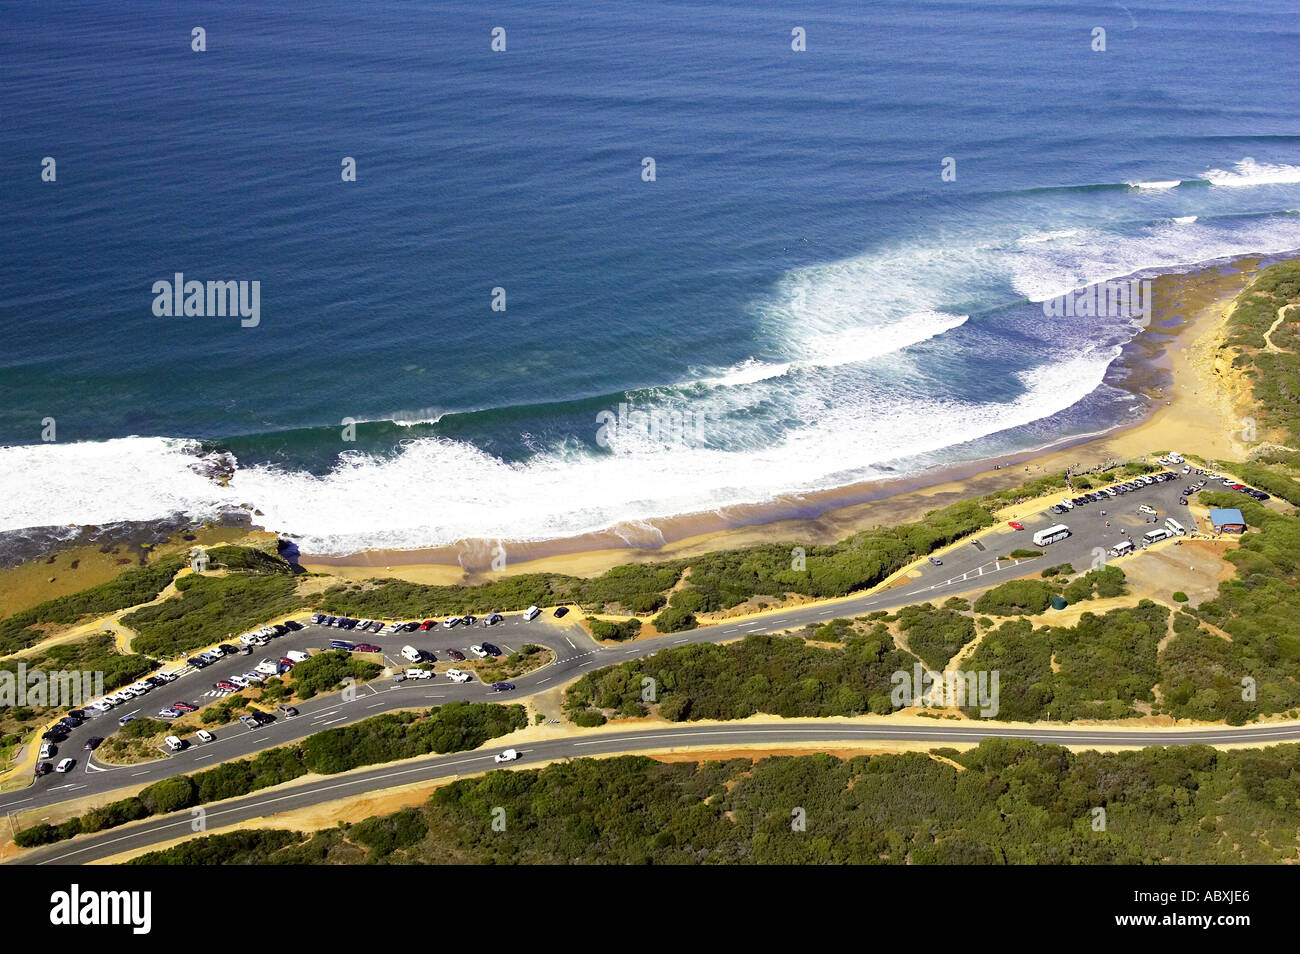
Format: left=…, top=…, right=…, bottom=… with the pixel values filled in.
left=523, top=605, right=541, bottom=621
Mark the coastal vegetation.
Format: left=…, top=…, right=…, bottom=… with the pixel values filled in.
left=123, top=547, right=301, bottom=657
left=894, top=603, right=976, bottom=670
left=13, top=702, right=526, bottom=849
left=1222, top=258, right=1300, bottom=443
left=318, top=499, right=995, bottom=628
left=0, top=555, right=185, bottom=655
left=585, top=617, right=642, bottom=641
left=128, top=741, right=1300, bottom=864
left=962, top=601, right=1166, bottom=721
left=564, top=626, right=916, bottom=725
left=0, top=633, right=155, bottom=737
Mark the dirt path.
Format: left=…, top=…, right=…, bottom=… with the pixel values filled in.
left=1263, top=303, right=1295, bottom=354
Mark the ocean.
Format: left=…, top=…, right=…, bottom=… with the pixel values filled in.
left=2, top=0, right=1298, bottom=554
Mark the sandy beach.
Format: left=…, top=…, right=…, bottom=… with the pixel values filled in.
left=301, top=254, right=1277, bottom=585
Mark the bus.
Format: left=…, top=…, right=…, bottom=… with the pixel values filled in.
left=1109, top=540, right=1135, bottom=557
left=1144, top=528, right=1171, bottom=544
left=1032, top=524, right=1071, bottom=547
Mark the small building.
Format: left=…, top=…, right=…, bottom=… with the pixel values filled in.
left=1208, top=508, right=1246, bottom=534
left=189, top=548, right=210, bottom=572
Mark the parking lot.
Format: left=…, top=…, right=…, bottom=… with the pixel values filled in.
left=22, top=610, right=595, bottom=794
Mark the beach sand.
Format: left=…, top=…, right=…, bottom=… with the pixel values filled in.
left=302, top=256, right=1267, bottom=585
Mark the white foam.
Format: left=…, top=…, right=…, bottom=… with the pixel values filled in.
left=700, top=358, right=792, bottom=387
left=1203, top=158, right=1300, bottom=188
left=0, top=437, right=229, bottom=531
left=1009, top=215, right=1300, bottom=302
left=1127, top=180, right=1181, bottom=190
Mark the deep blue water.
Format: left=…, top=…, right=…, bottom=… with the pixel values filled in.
left=2, top=0, right=1298, bottom=551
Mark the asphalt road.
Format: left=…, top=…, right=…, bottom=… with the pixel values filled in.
left=15, top=717, right=1300, bottom=866
left=0, top=470, right=1227, bottom=823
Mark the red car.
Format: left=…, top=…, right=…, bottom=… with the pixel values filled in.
left=171, top=701, right=198, bottom=713
left=1008, top=521, right=1024, bottom=530
left=419, top=620, right=436, bottom=631
left=353, top=643, right=380, bottom=653
left=446, top=649, right=466, bottom=661
left=214, top=680, right=238, bottom=692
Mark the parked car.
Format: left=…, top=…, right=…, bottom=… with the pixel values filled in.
left=494, top=749, right=520, bottom=763
left=469, top=644, right=489, bottom=658
left=215, top=680, right=239, bottom=692
left=38, top=742, right=54, bottom=760
left=34, top=761, right=53, bottom=777
left=1008, top=521, right=1024, bottom=530
left=218, top=644, right=239, bottom=655
left=55, top=758, right=75, bottom=773
left=239, top=715, right=260, bottom=731
left=443, top=617, right=462, bottom=629
left=484, top=613, right=503, bottom=626
left=195, top=729, right=215, bottom=743
left=164, top=736, right=185, bottom=752
left=928, top=557, right=942, bottom=566
left=405, top=668, right=433, bottom=680
left=277, top=705, right=299, bottom=717
left=553, top=606, right=569, bottom=618
left=284, top=620, right=304, bottom=631
left=481, top=643, right=501, bottom=657
left=462, top=615, right=478, bottom=626
left=446, top=648, right=466, bottom=662
left=157, top=708, right=181, bottom=719
left=445, top=669, right=472, bottom=683
left=353, top=643, right=381, bottom=653
left=330, top=640, right=356, bottom=652
left=286, top=650, right=310, bottom=662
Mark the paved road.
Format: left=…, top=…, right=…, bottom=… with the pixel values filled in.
left=0, top=471, right=1216, bottom=821
left=13, top=717, right=1300, bottom=866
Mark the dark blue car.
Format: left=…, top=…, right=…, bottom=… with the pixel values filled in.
left=330, top=640, right=355, bottom=651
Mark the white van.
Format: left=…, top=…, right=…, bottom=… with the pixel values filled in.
left=405, top=668, right=432, bottom=680
left=1109, top=540, right=1135, bottom=557
left=239, top=633, right=260, bottom=646
left=164, top=736, right=185, bottom=752
left=523, top=605, right=541, bottom=622
left=444, top=669, right=472, bottom=683
left=1144, top=528, right=1171, bottom=544
left=286, top=650, right=310, bottom=663
left=400, top=645, right=422, bottom=663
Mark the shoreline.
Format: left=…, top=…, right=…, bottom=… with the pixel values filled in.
left=302, top=254, right=1271, bottom=584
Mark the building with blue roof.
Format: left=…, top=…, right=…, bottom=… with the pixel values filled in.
left=1208, top=508, right=1246, bottom=533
